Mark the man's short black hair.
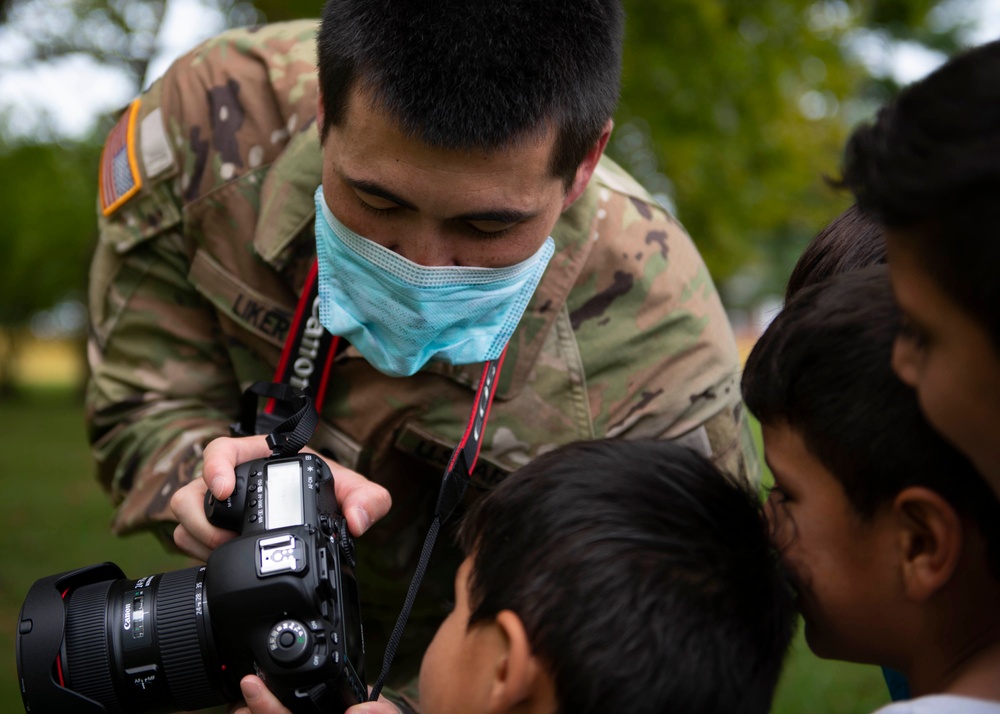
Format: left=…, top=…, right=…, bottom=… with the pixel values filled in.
left=839, top=40, right=1000, bottom=350
left=785, top=204, right=885, bottom=302
left=743, top=266, right=1000, bottom=574
left=457, top=439, right=796, bottom=714
left=317, top=0, right=623, bottom=187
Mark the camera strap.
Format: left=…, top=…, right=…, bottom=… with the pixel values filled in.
left=267, top=261, right=344, bottom=417
left=234, top=381, right=319, bottom=457
left=369, top=350, right=506, bottom=701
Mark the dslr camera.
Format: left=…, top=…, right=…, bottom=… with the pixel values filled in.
left=16, top=449, right=367, bottom=713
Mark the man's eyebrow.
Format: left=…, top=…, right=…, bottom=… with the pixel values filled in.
left=345, top=177, right=418, bottom=211
left=345, top=175, right=537, bottom=225
left=453, top=208, right=538, bottom=224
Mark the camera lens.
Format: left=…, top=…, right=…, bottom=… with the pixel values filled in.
left=18, top=563, right=232, bottom=714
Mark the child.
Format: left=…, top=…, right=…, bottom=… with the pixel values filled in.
left=236, top=439, right=796, bottom=714
left=839, top=40, right=1000, bottom=497
left=784, top=203, right=884, bottom=301
left=742, top=265, right=1000, bottom=713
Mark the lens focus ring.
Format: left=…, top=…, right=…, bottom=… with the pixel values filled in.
left=156, top=568, right=218, bottom=709
left=65, top=580, right=122, bottom=713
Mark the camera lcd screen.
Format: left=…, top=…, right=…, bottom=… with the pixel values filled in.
left=265, top=461, right=304, bottom=529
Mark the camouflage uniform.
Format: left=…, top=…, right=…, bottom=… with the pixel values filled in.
left=88, top=20, right=757, bottom=694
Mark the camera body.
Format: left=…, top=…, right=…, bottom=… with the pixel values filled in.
left=203, top=451, right=367, bottom=710
left=16, top=451, right=367, bottom=714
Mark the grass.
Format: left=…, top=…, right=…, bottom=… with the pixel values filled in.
left=1, top=386, right=192, bottom=710
left=0, top=386, right=891, bottom=712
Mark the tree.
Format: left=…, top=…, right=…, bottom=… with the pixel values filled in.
left=611, top=0, right=972, bottom=304
left=0, top=138, right=101, bottom=391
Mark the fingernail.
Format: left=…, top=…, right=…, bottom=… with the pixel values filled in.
left=242, top=679, right=261, bottom=700
left=210, top=476, right=224, bottom=495
left=354, top=507, right=371, bottom=535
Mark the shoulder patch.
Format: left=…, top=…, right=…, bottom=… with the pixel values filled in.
left=99, top=99, right=142, bottom=216
left=139, top=107, right=175, bottom=180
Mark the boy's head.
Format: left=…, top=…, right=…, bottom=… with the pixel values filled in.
left=742, top=266, right=1000, bottom=673
left=784, top=204, right=884, bottom=302
left=838, top=40, right=1000, bottom=492
left=418, top=439, right=796, bottom=714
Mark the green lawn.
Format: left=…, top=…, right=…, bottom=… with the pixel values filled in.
left=0, top=388, right=890, bottom=712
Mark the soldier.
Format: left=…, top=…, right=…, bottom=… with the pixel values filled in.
left=88, top=0, right=755, bottom=698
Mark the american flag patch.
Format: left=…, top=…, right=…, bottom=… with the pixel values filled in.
left=99, top=99, right=142, bottom=216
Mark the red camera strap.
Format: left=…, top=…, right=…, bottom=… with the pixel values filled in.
left=268, top=261, right=343, bottom=415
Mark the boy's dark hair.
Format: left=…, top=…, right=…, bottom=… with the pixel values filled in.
left=316, top=0, right=623, bottom=187
left=785, top=204, right=884, bottom=302
left=457, top=439, right=796, bottom=714
left=743, top=266, right=1000, bottom=574
left=839, top=40, right=1000, bottom=350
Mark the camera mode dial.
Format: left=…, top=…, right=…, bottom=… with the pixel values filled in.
left=267, top=619, right=312, bottom=667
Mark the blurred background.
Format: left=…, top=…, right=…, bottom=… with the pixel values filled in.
left=1, top=0, right=997, bottom=711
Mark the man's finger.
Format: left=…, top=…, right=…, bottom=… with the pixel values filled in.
left=326, top=461, right=392, bottom=536
left=202, top=435, right=272, bottom=499
left=169, top=478, right=238, bottom=559
left=240, top=675, right=293, bottom=714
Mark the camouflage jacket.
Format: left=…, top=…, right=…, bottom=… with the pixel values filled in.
left=88, top=20, right=755, bottom=683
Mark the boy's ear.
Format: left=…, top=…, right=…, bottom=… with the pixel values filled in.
left=486, top=610, right=557, bottom=714
left=893, top=486, right=963, bottom=602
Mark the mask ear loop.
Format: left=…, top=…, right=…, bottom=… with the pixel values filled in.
left=368, top=350, right=506, bottom=701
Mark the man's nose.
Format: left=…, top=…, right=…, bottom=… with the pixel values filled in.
left=392, top=226, right=456, bottom=267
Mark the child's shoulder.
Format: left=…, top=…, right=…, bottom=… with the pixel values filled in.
left=873, top=695, right=1000, bottom=714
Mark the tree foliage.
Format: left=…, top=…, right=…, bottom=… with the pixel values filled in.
left=0, top=139, right=100, bottom=325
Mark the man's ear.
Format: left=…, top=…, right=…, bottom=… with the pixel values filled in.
left=486, top=610, right=557, bottom=714
left=561, top=119, right=613, bottom=211
left=316, top=93, right=325, bottom=139
left=893, top=486, right=963, bottom=602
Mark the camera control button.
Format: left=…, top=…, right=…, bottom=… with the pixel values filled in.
left=249, top=514, right=259, bottom=523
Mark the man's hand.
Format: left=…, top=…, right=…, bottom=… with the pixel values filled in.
left=231, top=675, right=401, bottom=714
left=170, top=435, right=392, bottom=561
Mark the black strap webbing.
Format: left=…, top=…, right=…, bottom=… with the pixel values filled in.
left=233, top=381, right=318, bottom=457
left=369, top=351, right=506, bottom=700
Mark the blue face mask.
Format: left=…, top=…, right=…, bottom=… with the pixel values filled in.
left=313, top=187, right=555, bottom=377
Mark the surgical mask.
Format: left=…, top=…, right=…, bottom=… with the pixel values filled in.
left=313, top=186, right=555, bottom=377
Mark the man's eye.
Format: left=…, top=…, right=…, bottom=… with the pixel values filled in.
left=465, top=222, right=514, bottom=239
left=356, top=197, right=396, bottom=216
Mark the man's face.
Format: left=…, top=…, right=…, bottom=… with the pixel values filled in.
left=762, top=423, right=899, bottom=664
left=418, top=557, right=498, bottom=714
left=886, top=230, right=1000, bottom=495
left=320, top=88, right=572, bottom=269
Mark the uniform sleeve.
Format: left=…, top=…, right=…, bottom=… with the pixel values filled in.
left=569, top=190, right=759, bottom=485
left=87, top=93, right=243, bottom=540
left=87, top=224, right=243, bottom=540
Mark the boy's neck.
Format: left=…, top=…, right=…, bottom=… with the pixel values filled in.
left=903, top=568, right=1000, bottom=701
